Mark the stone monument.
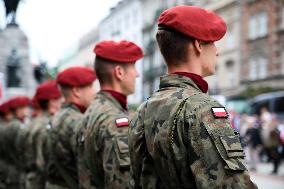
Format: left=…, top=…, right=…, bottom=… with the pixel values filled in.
left=0, top=0, right=36, bottom=100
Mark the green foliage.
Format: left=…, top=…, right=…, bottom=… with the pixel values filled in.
left=240, top=86, right=281, bottom=97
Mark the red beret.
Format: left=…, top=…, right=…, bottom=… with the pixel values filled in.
left=35, top=80, right=61, bottom=100
left=158, top=5, right=227, bottom=42
left=0, top=101, right=11, bottom=114
left=94, top=40, right=144, bottom=63
left=9, top=96, right=30, bottom=109
left=57, top=67, right=96, bottom=87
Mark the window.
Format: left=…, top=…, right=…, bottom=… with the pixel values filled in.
left=258, top=57, right=267, bottom=78
left=226, top=25, right=234, bottom=49
left=248, top=11, right=268, bottom=39
left=249, top=55, right=268, bottom=80
left=226, top=60, right=235, bottom=86
left=249, top=58, right=257, bottom=80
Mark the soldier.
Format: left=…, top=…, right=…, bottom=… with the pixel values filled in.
left=0, top=101, right=13, bottom=125
left=0, top=100, right=13, bottom=189
left=25, top=80, right=62, bottom=189
left=4, top=96, right=30, bottom=189
left=83, top=40, right=143, bottom=189
left=46, top=67, right=96, bottom=189
left=129, top=5, right=258, bottom=189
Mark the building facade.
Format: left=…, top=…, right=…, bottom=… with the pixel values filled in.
left=57, top=28, right=99, bottom=71
left=98, top=0, right=143, bottom=104
left=204, top=0, right=242, bottom=96
left=240, top=0, right=284, bottom=90
left=141, top=0, right=195, bottom=100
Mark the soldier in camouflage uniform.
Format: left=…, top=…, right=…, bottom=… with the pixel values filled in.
left=82, top=40, right=143, bottom=189
left=0, top=100, right=13, bottom=189
left=25, top=80, right=62, bottom=189
left=3, top=96, right=30, bottom=189
left=47, top=67, right=96, bottom=189
left=129, top=6, right=257, bottom=189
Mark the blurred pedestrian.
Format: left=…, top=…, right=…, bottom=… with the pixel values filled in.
left=244, top=116, right=262, bottom=171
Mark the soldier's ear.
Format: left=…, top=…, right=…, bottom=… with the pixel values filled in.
left=114, top=65, right=124, bottom=81
left=193, top=40, right=203, bottom=54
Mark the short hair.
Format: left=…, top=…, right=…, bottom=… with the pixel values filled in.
left=94, top=56, right=128, bottom=85
left=58, top=84, right=72, bottom=98
left=156, top=29, right=193, bottom=66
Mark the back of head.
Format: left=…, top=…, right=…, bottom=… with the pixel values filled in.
left=93, top=40, right=143, bottom=85
left=156, top=5, right=227, bottom=66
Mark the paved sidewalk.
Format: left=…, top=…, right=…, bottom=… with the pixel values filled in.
left=250, top=162, right=284, bottom=189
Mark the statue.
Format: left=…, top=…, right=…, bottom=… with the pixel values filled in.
left=6, top=48, right=21, bottom=87
left=3, top=0, right=21, bottom=24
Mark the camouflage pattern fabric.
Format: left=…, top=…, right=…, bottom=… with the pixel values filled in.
left=0, top=118, right=25, bottom=189
left=48, top=103, right=82, bottom=189
left=73, top=116, right=95, bottom=189
left=24, top=112, right=51, bottom=189
left=129, top=74, right=258, bottom=189
left=0, top=120, right=10, bottom=189
left=83, top=91, right=131, bottom=189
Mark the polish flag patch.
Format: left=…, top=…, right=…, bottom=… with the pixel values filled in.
left=211, top=107, right=228, bottom=119
left=115, top=117, right=129, bottom=127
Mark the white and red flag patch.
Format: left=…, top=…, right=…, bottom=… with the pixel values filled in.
left=211, top=107, right=228, bottom=118
left=115, top=117, right=129, bottom=127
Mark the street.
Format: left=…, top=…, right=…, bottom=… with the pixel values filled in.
left=250, top=163, right=284, bottom=189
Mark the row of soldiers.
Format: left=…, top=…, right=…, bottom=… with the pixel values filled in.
left=0, top=5, right=258, bottom=189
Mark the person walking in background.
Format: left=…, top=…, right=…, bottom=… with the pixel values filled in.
left=244, top=116, right=262, bottom=171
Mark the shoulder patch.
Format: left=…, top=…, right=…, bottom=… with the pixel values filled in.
left=211, top=107, right=228, bottom=119
left=115, top=117, right=129, bottom=127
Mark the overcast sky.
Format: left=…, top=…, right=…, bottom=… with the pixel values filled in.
left=0, top=0, right=120, bottom=67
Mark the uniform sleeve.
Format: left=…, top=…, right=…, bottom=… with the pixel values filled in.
left=100, top=114, right=131, bottom=188
left=185, top=101, right=258, bottom=189
left=129, top=103, right=157, bottom=189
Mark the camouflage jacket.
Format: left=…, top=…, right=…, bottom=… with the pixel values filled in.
left=83, top=91, right=131, bottom=189
left=26, top=112, right=51, bottom=172
left=4, top=118, right=26, bottom=167
left=48, top=103, right=82, bottom=188
left=129, top=74, right=257, bottom=189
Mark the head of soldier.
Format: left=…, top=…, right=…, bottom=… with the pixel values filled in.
left=56, top=67, right=96, bottom=109
left=93, top=40, right=143, bottom=96
left=34, top=80, right=63, bottom=115
left=0, top=100, right=13, bottom=121
left=9, top=96, right=30, bottom=121
left=156, top=5, right=227, bottom=77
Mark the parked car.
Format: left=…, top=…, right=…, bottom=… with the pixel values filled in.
left=249, top=91, right=284, bottom=120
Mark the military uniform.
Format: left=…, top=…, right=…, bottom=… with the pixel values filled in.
left=48, top=103, right=82, bottom=189
left=129, top=74, right=257, bottom=189
left=83, top=91, right=131, bottom=189
left=25, top=112, right=51, bottom=189
left=4, top=118, right=26, bottom=189
left=0, top=119, right=10, bottom=189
